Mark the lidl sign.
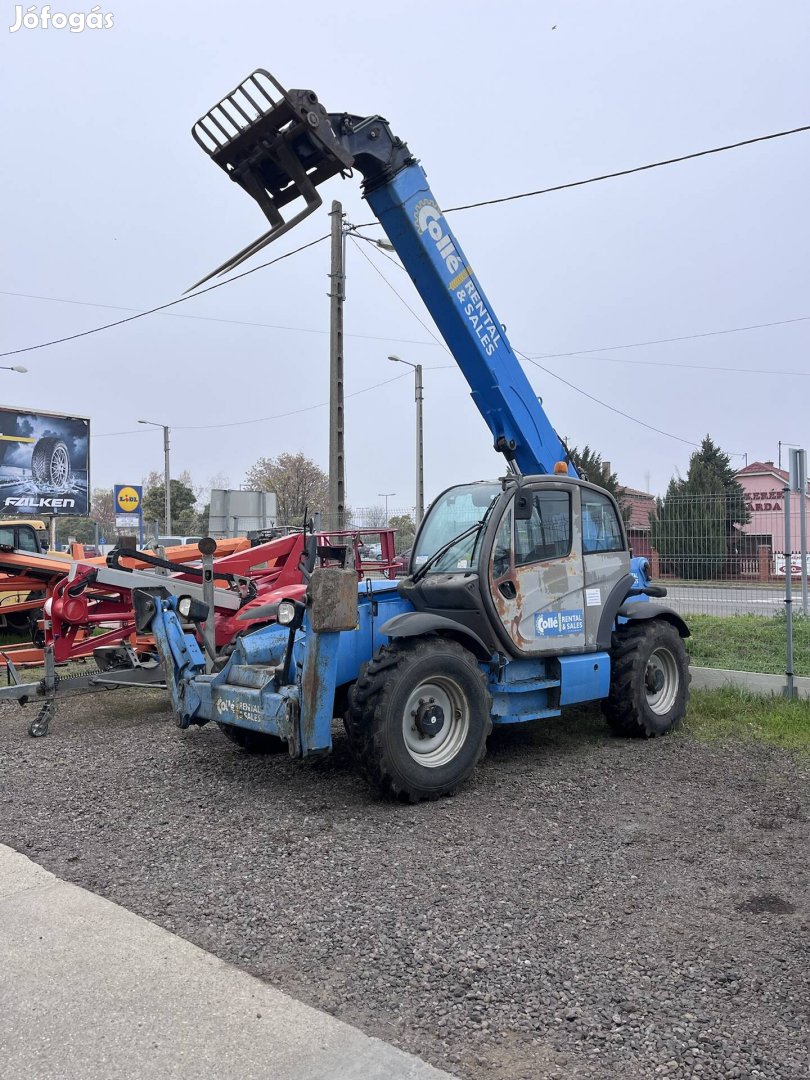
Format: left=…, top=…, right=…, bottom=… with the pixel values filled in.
left=114, top=484, right=142, bottom=515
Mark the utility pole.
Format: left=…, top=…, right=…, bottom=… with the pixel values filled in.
left=378, top=493, right=396, bottom=524
left=388, top=355, right=424, bottom=524
left=138, top=420, right=172, bottom=533
left=329, top=201, right=346, bottom=530
left=163, top=425, right=171, bottom=534
left=415, top=362, right=424, bottom=524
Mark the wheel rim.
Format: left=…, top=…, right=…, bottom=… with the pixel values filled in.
left=645, top=646, right=679, bottom=715
left=50, top=445, right=69, bottom=486
left=402, top=675, right=470, bottom=768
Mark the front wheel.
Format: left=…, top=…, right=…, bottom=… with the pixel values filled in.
left=347, top=637, right=492, bottom=802
left=602, top=620, right=689, bottom=738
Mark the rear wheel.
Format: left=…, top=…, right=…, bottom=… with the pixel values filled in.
left=347, top=636, right=492, bottom=802
left=216, top=723, right=287, bottom=754
left=602, top=620, right=689, bottom=737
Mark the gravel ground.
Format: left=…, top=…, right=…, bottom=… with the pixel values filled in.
left=1, top=689, right=808, bottom=1080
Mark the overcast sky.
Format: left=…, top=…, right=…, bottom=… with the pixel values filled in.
left=1, top=0, right=808, bottom=515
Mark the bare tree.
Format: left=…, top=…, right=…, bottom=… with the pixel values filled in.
left=245, top=452, right=329, bottom=526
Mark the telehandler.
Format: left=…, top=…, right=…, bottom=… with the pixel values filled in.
left=138, top=70, right=689, bottom=801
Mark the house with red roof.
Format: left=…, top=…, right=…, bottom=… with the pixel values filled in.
left=733, top=460, right=810, bottom=575
left=621, top=486, right=656, bottom=558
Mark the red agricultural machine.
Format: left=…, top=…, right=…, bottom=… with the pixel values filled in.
left=0, top=528, right=398, bottom=735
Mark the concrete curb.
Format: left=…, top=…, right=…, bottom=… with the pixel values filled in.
left=0, top=845, right=454, bottom=1080
left=691, top=665, right=810, bottom=699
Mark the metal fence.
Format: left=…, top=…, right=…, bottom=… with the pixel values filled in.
left=314, top=507, right=418, bottom=553
left=632, top=490, right=809, bottom=682
left=78, top=494, right=810, bottom=682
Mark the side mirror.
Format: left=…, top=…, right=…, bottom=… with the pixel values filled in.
left=514, top=492, right=534, bottom=521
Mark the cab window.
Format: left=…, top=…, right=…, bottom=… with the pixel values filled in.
left=582, top=489, right=624, bottom=553
left=0, top=527, right=15, bottom=549
left=16, top=528, right=39, bottom=553
left=515, top=491, right=571, bottom=566
left=490, top=508, right=513, bottom=579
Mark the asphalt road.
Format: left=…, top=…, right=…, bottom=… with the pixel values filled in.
left=1, top=690, right=807, bottom=1079
left=663, top=585, right=790, bottom=617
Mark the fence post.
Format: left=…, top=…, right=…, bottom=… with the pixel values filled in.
left=650, top=549, right=661, bottom=579
left=783, top=484, right=795, bottom=699
left=789, top=448, right=808, bottom=617
left=757, top=545, right=771, bottom=583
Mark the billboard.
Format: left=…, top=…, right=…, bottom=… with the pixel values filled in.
left=0, top=406, right=90, bottom=516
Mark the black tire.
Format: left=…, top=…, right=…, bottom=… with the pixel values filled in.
left=216, top=722, right=288, bottom=754
left=602, top=620, right=689, bottom=738
left=31, top=437, right=70, bottom=488
left=346, top=636, right=492, bottom=802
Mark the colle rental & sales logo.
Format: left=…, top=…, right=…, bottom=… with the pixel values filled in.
left=9, top=5, right=114, bottom=31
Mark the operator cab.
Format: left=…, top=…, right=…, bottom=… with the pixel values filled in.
left=399, top=476, right=633, bottom=659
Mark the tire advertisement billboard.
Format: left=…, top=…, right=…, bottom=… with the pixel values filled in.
left=0, top=406, right=90, bottom=516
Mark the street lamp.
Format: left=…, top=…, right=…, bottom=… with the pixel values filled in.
left=138, top=419, right=171, bottom=534
left=377, top=492, right=396, bottom=524
left=0, top=365, right=27, bottom=373
left=388, top=355, right=424, bottom=524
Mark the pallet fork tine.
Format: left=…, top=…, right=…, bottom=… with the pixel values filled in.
left=187, top=69, right=354, bottom=290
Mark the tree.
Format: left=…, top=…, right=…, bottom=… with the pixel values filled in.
left=55, top=487, right=116, bottom=547
left=354, top=505, right=389, bottom=530
left=569, top=445, right=629, bottom=519
left=245, top=452, right=329, bottom=527
left=569, top=445, right=623, bottom=498
left=651, top=436, right=749, bottom=580
left=388, top=513, right=416, bottom=552
left=142, top=474, right=200, bottom=534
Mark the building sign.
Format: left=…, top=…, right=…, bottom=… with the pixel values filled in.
left=0, top=406, right=90, bottom=515
left=774, top=553, right=808, bottom=577
left=113, top=484, right=143, bottom=540
left=745, top=489, right=783, bottom=513
left=115, top=485, right=141, bottom=514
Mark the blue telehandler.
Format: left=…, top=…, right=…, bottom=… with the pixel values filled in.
left=137, top=70, right=690, bottom=802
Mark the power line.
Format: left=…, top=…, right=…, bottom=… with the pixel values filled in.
left=6, top=284, right=807, bottom=368
left=519, top=350, right=700, bottom=448
left=92, top=371, right=411, bottom=438
left=0, top=288, right=440, bottom=350
left=439, top=125, right=810, bottom=214
left=348, top=235, right=449, bottom=353
left=6, top=120, right=808, bottom=359
left=548, top=352, right=809, bottom=377
left=0, top=234, right=329, bottom=358
left=531, top=314, right=810, bottom=360
left=351, top=227, right=810, bottom=367
left=348, top=241, right=705, bottom=448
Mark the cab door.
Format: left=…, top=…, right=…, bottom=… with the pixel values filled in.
left=487, top=484, right=587, bottom=655
left=580, top=487, right=631, bottom=644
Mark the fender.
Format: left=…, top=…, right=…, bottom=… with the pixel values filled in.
left=616, top=601, right=690, bottom=638
left=380, top=611, right=493, bottom=660
left=596, top=573, right=636, bottom=649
